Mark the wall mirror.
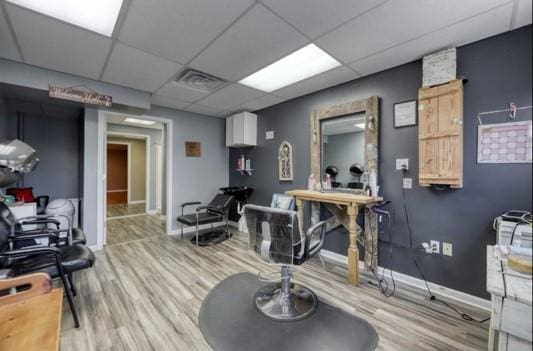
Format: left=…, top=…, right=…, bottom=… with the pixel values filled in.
left=310, top=96, right=379, bottom=194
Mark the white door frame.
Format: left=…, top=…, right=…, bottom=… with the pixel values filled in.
left=106, top=133, right=150, bottom=212
left=106, top=141, right=132, bottom=204
left=96, top=110, right=173, bottom=249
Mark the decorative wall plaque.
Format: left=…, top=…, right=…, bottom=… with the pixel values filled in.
left=49, top=85, right=112, bottom=107
left=278, top=141, right=293, bottom=181
left=185, top=142, right=201, bottom=157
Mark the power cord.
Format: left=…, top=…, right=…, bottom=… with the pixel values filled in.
left=400, top=168, right=490, bottom=324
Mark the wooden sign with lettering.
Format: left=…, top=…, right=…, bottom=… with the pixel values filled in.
left=49, top=85, right=112, bottom=107
left=185, top=142, right=201, bottom=157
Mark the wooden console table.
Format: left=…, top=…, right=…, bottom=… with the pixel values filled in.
left=286, top=189, right=382, bottom=285
left=0, top=273, right=62, bottom=351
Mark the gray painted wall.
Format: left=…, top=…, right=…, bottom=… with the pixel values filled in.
left=0, top=59, right=151, bottom=109
left=83, top=108, right=99, bottom=247
left=0, top=98, right=7, bottom=141
left=229, top=26, right=532, bottom=298
left=107, top=123, right=164, bottom=211
left=146, top=106, right=229, bottom=232
left=323, top=132, right=365, bottom=186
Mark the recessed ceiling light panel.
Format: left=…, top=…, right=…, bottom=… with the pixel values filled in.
left=238, top=44, right=341, bottom=93
left=6, top=0, right=123, bottom=37
left=123, top=117, right=155, bottom=126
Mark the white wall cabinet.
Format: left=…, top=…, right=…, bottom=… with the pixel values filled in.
left=226, top=112, right=257, bottom=147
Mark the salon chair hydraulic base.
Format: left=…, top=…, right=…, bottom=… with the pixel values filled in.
left=190, top=229, right=232, bottom=246
left=254, top=266, right=318, bottom=321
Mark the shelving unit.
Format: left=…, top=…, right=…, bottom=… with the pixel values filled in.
left=236, top=168, right=253, bottom=176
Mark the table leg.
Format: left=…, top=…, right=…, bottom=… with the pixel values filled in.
left=295, top=198, right=305, bottom=238
left=347, top=205, right=359, bottom=285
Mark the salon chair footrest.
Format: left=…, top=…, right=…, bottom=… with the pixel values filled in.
left=191, top=229, right=232, bottom=246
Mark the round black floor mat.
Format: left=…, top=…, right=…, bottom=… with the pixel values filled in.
left=199, top=272, right=379, bottom=351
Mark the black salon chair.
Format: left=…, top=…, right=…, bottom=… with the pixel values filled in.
left=0, top=202, right=86, bottom=247
left=177, top=194, right=234, bottom=247
left=243, top=204, right=328, bottom=321
left=0, top=202, right=94, bottom=328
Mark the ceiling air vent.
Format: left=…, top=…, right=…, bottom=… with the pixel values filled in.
left=174, top=69, right=226, bottom=93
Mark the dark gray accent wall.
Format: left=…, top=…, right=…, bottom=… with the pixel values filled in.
left=229, top=26, right=532, bottom=298
left=5, top=100, right=83, bottom=199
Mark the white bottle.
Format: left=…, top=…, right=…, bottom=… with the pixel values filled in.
left=308, top=174, right=316, bottom=190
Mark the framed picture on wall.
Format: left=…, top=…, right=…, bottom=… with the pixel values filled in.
left=278, top=141, right=293, bottom=181
left=394, top=100, right=417, bottom=128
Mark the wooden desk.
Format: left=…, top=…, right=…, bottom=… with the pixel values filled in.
left=286, top=189, right=382, bottom=285
left=0, top=275, right=63, bottom=351
left=486, top=246, right=532, bottom=351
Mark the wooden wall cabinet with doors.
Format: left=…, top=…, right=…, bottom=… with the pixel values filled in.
left=418, top=79, right=464, bottom=188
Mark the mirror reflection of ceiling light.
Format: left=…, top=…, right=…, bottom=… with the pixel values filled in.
left=353, top=123, right=366, bottom=129
left=6, top=0, right=123, bottom=37
left=123, top=117, right=156, bottom=125
left=239, top=44, right=341, bottom=92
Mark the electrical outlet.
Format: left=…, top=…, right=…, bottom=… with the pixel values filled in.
left=265, top=130, right=275, bottom=140
left=430, top=240, right=440, bottom=254
left=443, top=242, right=453, bottom=256
left=396, top=158, right=409, bottom=170
left=403, top=178, right=412, bottom=189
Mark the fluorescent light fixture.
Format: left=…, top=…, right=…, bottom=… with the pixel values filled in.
left=6, top=0, right=123, bottom=37
left=353, top=123, right=366, bottom=129
left=239, top=44, right=341, bottom=92
left=124, top=117, right=155, bottom=126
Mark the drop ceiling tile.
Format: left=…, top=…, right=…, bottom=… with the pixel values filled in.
left=315, top=0, right=510, bottom=64
left=235, top=94, right=284, bottom=111
left=151, top=94, right=190, bottom=110
left=513, top=0, right=533, bottom=29
left=350, top=3, right=513, bottom=77
left=195, top=83, right=264, bottom=110
left=189, top=4, right=309, bottom=82
left=272, top=66, right=359, bottom=100
left=6, top=3, right=112, bottom=79
left=262, top=0, right=387, bottom=39
left=118, top=0, right=254, bottom=64
left=184, top=103, right=226, bottom=117
left=156, top=81, right=213, bottom=103
left=0, top=6, right=20, bottom=61
left=102, top=43, right=182, bottom=92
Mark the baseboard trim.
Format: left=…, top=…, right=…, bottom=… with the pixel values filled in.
left=320, top=249, right=491, bottom=312
left=89, top=244, right=103, bottom=252
left=128, top=200, right=146, bottom=205
left=146, top=209, right=158, bottom=215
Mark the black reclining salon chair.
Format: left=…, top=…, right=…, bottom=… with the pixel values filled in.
left=177, top=194, right=234, bottom=247
left=243, top=204, right=328, bottom=321
left=0, top=202, right=94, bottom=328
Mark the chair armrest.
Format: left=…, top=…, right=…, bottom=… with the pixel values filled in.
left=305, top=220, right=328, bottom=257
left=181, top=201, right=202, bottom=208
left=10, top=232, right=61, bottom=243
left=21, top=218, right=60, bottom=229
left=0, top=246, right=61, bottom=259
left=196, top=205, right=224, bottom=214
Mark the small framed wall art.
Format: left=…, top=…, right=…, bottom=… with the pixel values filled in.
left=185, top=141, right=201, bottom=157
left=394, top=100, right=417, bottom=128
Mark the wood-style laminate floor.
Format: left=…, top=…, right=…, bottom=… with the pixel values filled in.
left=105, top=214, right=165, bottom=246
left=61, top=215, right=490, bottom=351
left=107, top=203, right=146, bottom=218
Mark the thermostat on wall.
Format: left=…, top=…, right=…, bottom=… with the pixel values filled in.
left=265, top=130, right=275, bottom=140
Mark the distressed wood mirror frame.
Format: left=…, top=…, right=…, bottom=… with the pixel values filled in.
left=311, top=95, right=380, bottom=190
left=309, top=95, right=380, bottom=271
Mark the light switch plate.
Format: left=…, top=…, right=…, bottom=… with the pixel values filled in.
left=443, top=242, right=453, bottom=256
left=265, top=130, right=275, bottom=140
left=403, top=178, right=412, bottom=189
left=396, top=158, right=409, bottom=170
left=430, top=240, right=440, bottom=254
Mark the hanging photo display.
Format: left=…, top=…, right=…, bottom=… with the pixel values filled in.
left=477, top=120, right=532, bottom=164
